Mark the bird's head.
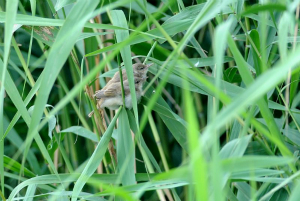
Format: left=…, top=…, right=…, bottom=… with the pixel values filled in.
left=133, top=63, right=153, bottom=72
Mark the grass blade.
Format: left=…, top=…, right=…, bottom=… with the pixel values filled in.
left=71, top=108, right=121, bottom=201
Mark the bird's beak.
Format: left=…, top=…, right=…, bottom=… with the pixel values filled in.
left=146, top=63, right=154, bottom=69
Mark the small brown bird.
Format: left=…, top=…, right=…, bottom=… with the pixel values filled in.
left=94, top=76, right=146, bottom=110
left=88, top=63, right=152, bottom=116
left=101, top=63, right=152, bottom=90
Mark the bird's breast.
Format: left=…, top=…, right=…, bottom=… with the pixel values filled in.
left=100, top=97, right=123, bottom=110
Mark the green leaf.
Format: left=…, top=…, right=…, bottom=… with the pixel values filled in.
left=163, top=3, right=231, bottom=25
left=236, top=182, right=252, bottom=201
left=29, top=0, right=36, bottom=16
left=151, top=56, right=234, bottom=68
left=249, top=30, right=262, bottom=76
left=0, top=59, right=59, bottom=177
left=240, top=3, right=286, bottom=17
left=55, top=0, right=76, bottom=11
left=23, top=184, right=36, bottom=201
left=3, top=155, right=36, bottom=178
left=21, top=25, right=58, bottom=47
left=0, top=0, right=19, bottom=193
left=219, top=135, right=252, bottom=159
left=0, top=12, right=124, bottom=30
left=235, top=0, right=244, bottom=16
left=2, top=75, right=41, bottom=141
left=230, top=169, right=284, bottom=180
left=142, top=85, right=188, bottom=152
left=3, top=116, right=40, bottom=175
left=111, top=10, right=139, bottom=124
left=127, top=111, right=162, bottom=173
left=117, top=108, right=136, bottom=186
left=76, top=32, right=114, bottom=42
left=28, top=104, right=57, bottom=139
left=8, top=172, right=158, bottom=200
left=269, top=189, right=289, bottom=201
left=48, top=115, right=56, bottom=140
left=149, top=63, right=243, bottom=98
left=71, top=109, right=121, bottom=201
left=227, top=32, right=288, bottom=159
left=223, top=67, right=242, bottom=83
left=161, top=0, right=179, bottom=14
left=24, top=0, right=99, bottom=181
left=100, top=56, right=234, bottom=79
left=60, top=126, right=99, bottom=142
left=288, top=181, right=300, bottom=201
left=0, top=58, right=61, bottom=181
left=258, top=170, right=300, bottom=201
left=1, top=47, right=45, bottom=68
left=122, top=1, right=163, bottom=16
left=183, top=64, right=208, bottom=200
left=222, top=156, right=293, bottom=173
left=282, top=127, right=300, bottom=147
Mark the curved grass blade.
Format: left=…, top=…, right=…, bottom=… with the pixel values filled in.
left=0, top=58, right=59, bottom=180
left=240, top=3, right=286, bottom=17
left=111, top=10, right=138, bottom=123
left=71, top=108, right=121, bottom=201
left=0, top=0, right=19, bottom=193
left=24, top=0, right=99, bottom=182
left=3, top=155, right=35, bottom=178
left=288, top=181, right=300, bottom=201
left=8, top=172, right=158, bottom=200
left=127, top=111, right=162, bottom=172
left=55, top=0, right=76, bottom=11
left=23, top=184, right=36, bottom=201
left=3, top=117, right=40, bottom=174
left=142, top=85, right=188, bottom=152
left=60, top=126, right=98, bottom=142
left=227, top=33, right=289, bottom=159
left=117, top=108, right=136, bottom=186
left=183, top=73, right=208, bottom=200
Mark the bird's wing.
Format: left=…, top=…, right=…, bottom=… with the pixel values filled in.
left=94, top=90, right=105, bottom=99
left=103, top=88, right=117, bottom=97
left=94, top=88, right=117, bottom=99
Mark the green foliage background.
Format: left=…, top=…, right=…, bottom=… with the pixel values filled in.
left=1, top=0, right=300, bottom=200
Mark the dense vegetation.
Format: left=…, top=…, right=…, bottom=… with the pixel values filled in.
left=1, top=0, right=300, bottom=200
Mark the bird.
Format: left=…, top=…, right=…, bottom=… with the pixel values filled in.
left=94, top=76, right=146, bottom=110
left=94, top=63, right=153, bottom=94
left=88, top=63, right=152, bottom=116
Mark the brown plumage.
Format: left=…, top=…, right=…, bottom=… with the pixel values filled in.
left=94, top=77, right=146, bottom=110
left=88, top=63, right=152, bottom=117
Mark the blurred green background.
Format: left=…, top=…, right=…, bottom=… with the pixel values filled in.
left=1, top=0, right=300, bottom=200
